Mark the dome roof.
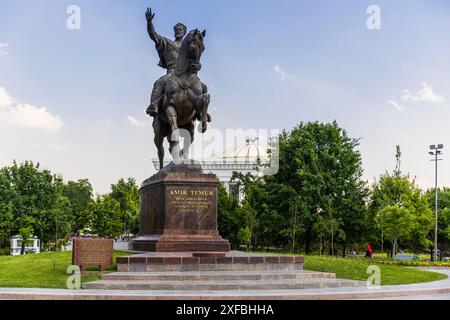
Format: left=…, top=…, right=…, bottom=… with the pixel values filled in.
left=210, top=137, right=268, bottom=161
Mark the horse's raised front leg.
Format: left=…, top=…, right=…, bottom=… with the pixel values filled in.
left=201, top=93, right=210, bottom=133
left=199, top=82, right=211, bottom=134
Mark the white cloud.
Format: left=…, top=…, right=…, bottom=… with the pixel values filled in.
left=0, top=103, right=64, bottom=132
left=125, top=115, right=146, bottom=127
left=0, top=87, right=64, bottom=132
left=402, top=82, right=444, bottom=103
left=388, top=100, right=405, bottom=112
left=274, top=65, right=297, bottom=82
left=0, top=42, right=8, bottom=55
left=274, top=65, right=287, bottom=81
left=0, top=87, right=14, bottom=107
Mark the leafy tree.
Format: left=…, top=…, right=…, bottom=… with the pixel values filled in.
left=0, top=205, right=13, bottom=249
left=425, top=188, right=450, bottom=259
left=19, top=226, right=34, bottom=255
left=46, top=192, right=73, bottom=250
left=313, top=214, right=328, bottom=255
left=265, top=121, right=368, bottom=254
left=237, top=227, right=251, bottom=251
left=237, top=201, right=259, bottom=250
left=0, top=161, right=74, bottom=249
left=369, top=147, right=434, bottom=257
left=0, top=161, right=52, bottom=243
left=231, top=172, right=277, bottom=251
left=88, top=194, right=123, bottom=238
left=270, top=184, right=304, bottom=254
left=217, top=184, right=242, bottom=249
left=110, top=178, right=139, bottom=236
left=228, top=121, right=367, bottom=255
left=63, top=179, right=93, bottom=233
left=375, top=205, right=414, bottom=256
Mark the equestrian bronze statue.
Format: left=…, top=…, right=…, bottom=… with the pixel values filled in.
left=145, top=8, right=211, bottom=170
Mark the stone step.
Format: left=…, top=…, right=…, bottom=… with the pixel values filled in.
left=82, top=278, right=365, bottom=291
left=102, top=271, right=336, bottom=282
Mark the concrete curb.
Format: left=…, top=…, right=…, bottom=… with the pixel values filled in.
left=1, top=286, right=450, bottom=300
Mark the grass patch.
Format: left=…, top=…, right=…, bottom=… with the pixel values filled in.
left=0, top=251, right=130, bottom=289
left=304, top=255, right=448, bottom=285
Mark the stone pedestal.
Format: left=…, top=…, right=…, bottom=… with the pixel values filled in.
left=132, top=162, right=230, bottom=252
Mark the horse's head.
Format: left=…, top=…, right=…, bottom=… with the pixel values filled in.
left=176, top=29, right=206, bottom=75
left=187, top=29, right=206, bottom=63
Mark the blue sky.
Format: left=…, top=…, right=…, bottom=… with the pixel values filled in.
left=0, top=0, right=449, bottom=193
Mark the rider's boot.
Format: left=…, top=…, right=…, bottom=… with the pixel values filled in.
left=147, top=83, right=163, bottom=117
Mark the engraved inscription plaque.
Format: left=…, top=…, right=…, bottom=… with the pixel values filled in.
left=167, top=188, right=214, bottom=212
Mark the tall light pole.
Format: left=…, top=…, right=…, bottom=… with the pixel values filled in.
left=429, top=144, right=443, bottom=262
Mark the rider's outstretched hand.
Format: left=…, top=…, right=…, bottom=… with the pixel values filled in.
left=145, top=8, right=155, bottom=22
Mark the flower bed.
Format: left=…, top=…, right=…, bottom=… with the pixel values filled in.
left=375, top=259, right=450, bottom=267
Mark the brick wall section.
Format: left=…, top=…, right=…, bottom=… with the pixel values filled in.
left=72, top=238, right=113, bottom=269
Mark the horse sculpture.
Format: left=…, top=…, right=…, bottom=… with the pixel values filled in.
left=152, top=29, right=210, bottom=170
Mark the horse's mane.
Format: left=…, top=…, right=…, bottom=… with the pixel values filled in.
left=175, top=29, right=201, bottom=76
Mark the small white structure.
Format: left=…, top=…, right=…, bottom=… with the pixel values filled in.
left=10, top=236, right=40, bottom=256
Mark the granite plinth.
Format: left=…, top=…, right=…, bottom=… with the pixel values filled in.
left=132, top=162, right=230, bottom=252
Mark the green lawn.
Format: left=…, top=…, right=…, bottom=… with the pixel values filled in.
left=0, top=251, right=130, bottom=289
left=304, top=255, right=448, bottom=285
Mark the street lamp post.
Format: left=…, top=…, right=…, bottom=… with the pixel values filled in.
left=429, top=144, right=443, bottom=262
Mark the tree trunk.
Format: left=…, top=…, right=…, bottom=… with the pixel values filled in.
left=304, top=228, right=312, bottom=254
left=291, top=231, right=295, bottom=254
left=318, top=238, right=322, bottom=256
left=20, top=241, right=25, bottom=255
left=342, top=242, right=347, bottom=258
left=392, top=239, right=397, bottom=260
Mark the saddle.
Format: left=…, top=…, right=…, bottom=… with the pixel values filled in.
left=168, top=74, right=200, bottom=90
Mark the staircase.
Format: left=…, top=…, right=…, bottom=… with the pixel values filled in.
left=83, top=270, right=365, bottom=290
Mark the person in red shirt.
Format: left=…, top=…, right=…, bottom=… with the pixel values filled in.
left=365, top=244, right=373, bottom=258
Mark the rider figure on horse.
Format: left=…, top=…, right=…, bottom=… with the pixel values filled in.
left=145, top=8, right=187, bottom=118
left=145, top=8, right=212, bottom=169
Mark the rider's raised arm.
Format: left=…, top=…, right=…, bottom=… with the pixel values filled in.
left=145, top=8, right=161, bottom=45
